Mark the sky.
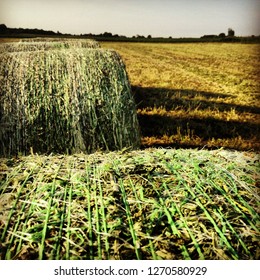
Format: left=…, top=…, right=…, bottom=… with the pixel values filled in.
left=0, top=0, right=259, bottom=37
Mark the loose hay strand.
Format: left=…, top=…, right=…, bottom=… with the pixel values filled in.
left=97, top=170, right=110, bottom=259
left=119, top=177, right=142, bottom=260
left=65, top=185, right=73, bottom=260
left=151, top=181, right=191, bottom=260
left=162, top=182, right=205, bottom=260
left=127, top=177, right=159, bottom=260
left=39, top=158, right=64, bottom=260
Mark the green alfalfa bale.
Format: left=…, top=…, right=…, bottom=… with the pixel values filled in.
left=0, top=48, right=140, bottom=156
left=0, top=39, right=100, bottom=53
left=20, top=37, right=90, bottom=42
left=20, top=37, right=71, bottom=42
left=20, top=37, right=101, bottom=48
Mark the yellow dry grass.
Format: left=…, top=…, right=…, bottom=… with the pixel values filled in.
left=101, top=42, right=260, bottom=150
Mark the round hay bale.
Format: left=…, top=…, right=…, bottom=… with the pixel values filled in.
left=0, top=48, right=140, bottom=156
left=20, top=37, right=72, bottom=42
left=20, top=37, right=90, bottom=42
left=0, top=39, right=100, bottom=53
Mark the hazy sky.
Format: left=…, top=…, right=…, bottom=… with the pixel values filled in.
left=1, top=0, right=259, bottom=37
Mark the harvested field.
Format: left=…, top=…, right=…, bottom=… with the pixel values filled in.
left=0, top=148, right=259, bottom=260
left=101, top=42, right=260, bottom=151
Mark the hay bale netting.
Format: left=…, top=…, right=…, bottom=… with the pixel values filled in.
left=20, top=37, right=86, bottom=42
left=0, top=48, right=140, bottom=156
left=20, top=37, right=71, bottom=42
left=0, top=39, right=100, bottom=53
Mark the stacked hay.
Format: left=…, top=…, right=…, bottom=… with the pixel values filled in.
left=0, top=48, right=140, bottom=156
left=0, top=39, right=100, bottom=53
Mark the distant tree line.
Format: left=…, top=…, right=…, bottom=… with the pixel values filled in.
left=0, top=24, right=54, bottom=36
left=1, top=24, right=259, bottom=43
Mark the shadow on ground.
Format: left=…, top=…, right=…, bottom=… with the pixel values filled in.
left=132, top=86, right=260, bottom=150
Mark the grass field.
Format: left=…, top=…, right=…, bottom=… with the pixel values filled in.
left=101, top=42, right=260, bottom=150
left=0, top=40, right=259, bottom=260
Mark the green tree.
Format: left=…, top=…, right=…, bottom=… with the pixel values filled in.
left=0, top=24, right=8, bottom=33
left=228, top=28, right=235, bottom=37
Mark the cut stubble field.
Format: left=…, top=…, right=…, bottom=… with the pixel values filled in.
left=101, top=42, right=260, bottom=150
